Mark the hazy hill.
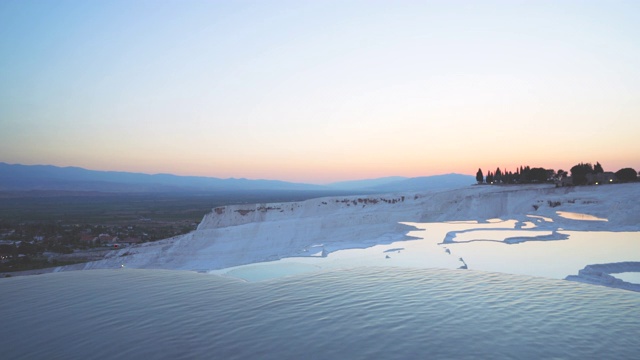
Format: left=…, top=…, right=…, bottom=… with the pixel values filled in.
left=326, top=176, right=408, bottom=190
left=327, top=173, right=474, bottom=192
left=0, top=163, right=474, bottom=194
left=367, top=173, right=476, bottom=192
left=0, top=163, right=324, bottom=193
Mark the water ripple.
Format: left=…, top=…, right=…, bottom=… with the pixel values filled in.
left=1, top=268, right=639, bottom=359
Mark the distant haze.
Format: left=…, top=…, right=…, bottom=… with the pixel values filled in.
left=0, top=163, right=475, bottom=193
left=1, top=1, right=639, bottom=183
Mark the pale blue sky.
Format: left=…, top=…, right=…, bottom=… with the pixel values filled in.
left=1, top=0, right=639, bottom=183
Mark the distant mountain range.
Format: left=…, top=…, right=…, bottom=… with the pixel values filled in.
left=0, top=163, right=475, bottom=194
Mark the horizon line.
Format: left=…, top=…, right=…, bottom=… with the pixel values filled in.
left=0, top=161, right=475, bottom=186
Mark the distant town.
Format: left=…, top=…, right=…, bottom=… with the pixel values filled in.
left=1, top=216, right=199, bottom=273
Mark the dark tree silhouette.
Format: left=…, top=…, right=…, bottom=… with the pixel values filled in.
left=503, top=170, right=514, bottom=184
left=528, top=167, right=549, bottom=183
left=486, top=171, right=494, bottom=184
left=479, top=165, right=556, bottom=184
left=615, top=168, right=638, bottom=182
left=477, top=161, right=637, bottom=186
left=570, top=163, right=594, bottom=185
left=494, top=167, right=502, bottom=184
left=476, top=168, right=484, bottom=184
left=556, top=169, right=567, bottom=179
left=594, top=162, right=604, bottom=173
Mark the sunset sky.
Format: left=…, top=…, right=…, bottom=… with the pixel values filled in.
left=1, top=0, right=639, bottom=184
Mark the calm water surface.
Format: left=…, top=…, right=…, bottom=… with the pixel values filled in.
left=2, top=268, right=639, bottom=359
left=216, top=219, right=640, bottom=283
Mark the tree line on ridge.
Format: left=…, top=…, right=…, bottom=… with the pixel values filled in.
left=475, top=162, right=638, bottom=186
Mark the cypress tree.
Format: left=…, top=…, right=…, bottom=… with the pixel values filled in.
left=476, top=168, right=484, bottom=184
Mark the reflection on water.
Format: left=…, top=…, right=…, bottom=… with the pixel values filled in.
left=447, top=231, right=639, bottom=279
left=216, top=215, right=639, bottom=285
left=556, top=211, right=608, bottom=221
left=614, top=272, right=640, bottom=284
left=448, top=229, right=553, bottom=243
left=527, top=214, right=554, bottom=222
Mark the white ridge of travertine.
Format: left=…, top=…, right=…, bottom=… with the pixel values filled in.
left=55, top=183, right=640, bottom=276
left=565, top=262, right=640, bottom=291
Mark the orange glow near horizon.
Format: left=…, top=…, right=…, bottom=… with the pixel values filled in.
left=7, top=152, right=638, bottom=185
left=1, top=1, right=639, bottom=184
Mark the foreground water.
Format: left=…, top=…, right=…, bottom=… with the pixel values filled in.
left=2, top=268, right=639, bottom=359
